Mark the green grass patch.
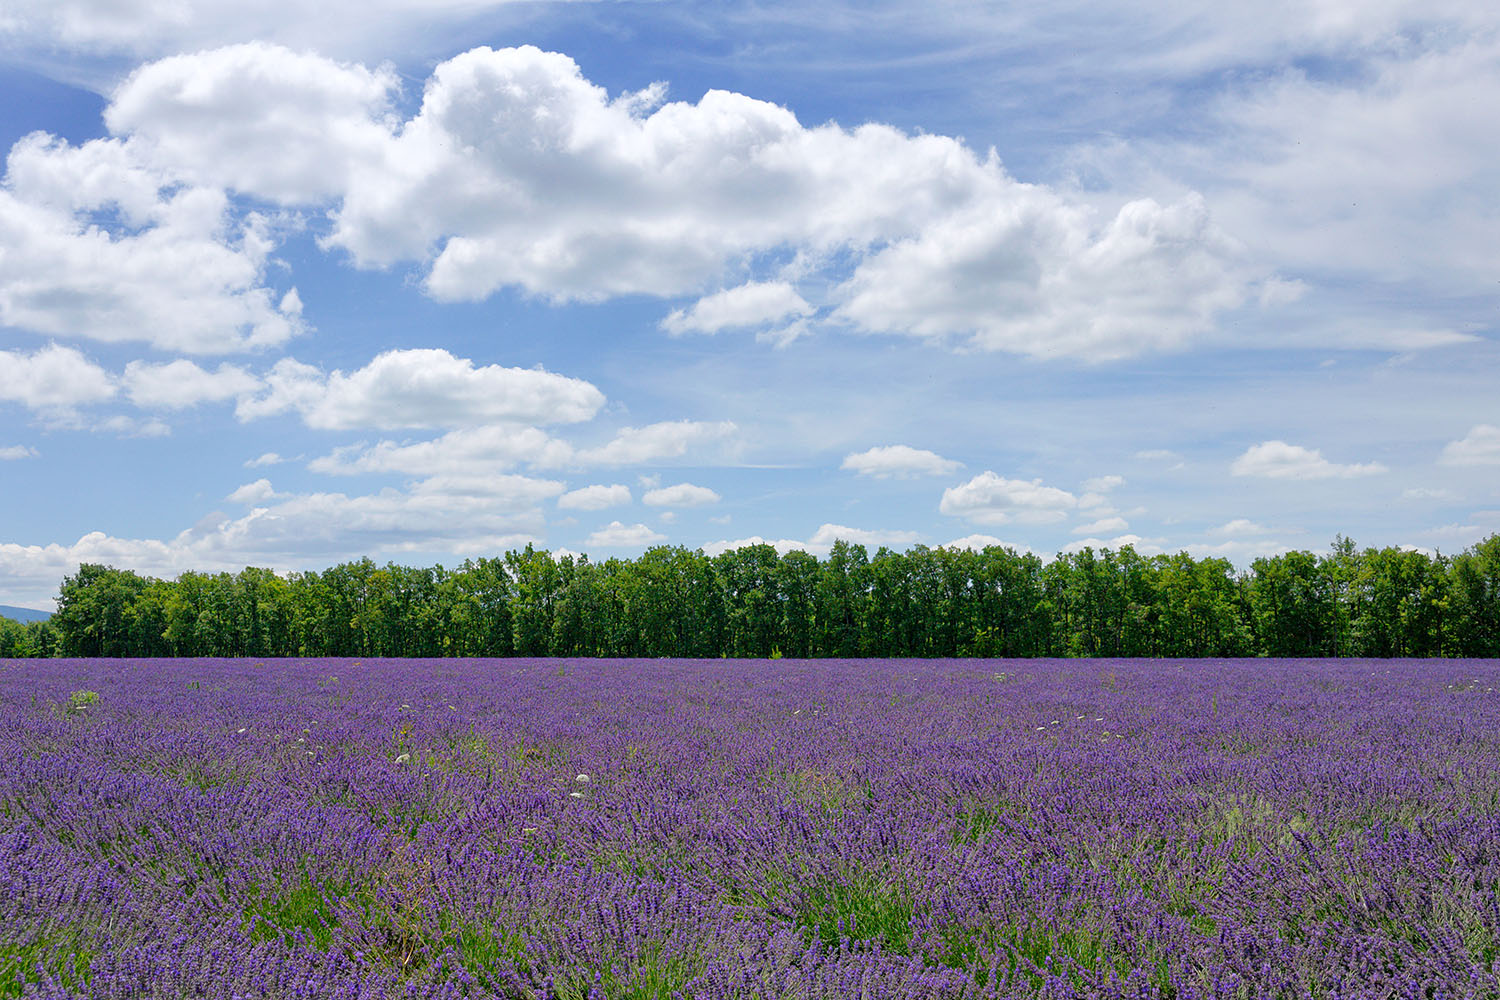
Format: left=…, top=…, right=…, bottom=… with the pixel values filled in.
left=919, top=910, right=1179, bottom=995
left=770, top=766, right=873, bottom=817
left=795, top=874, right=916, bottom=955
left=0, top=932, right=93, bottom=998
left=157, top=756, right=260, bottom=791
left=951, top=800, right=1020, bottom=845
left=543, top=940, right=704, bottom=1000
left=245, top=871, right=344, bottom=951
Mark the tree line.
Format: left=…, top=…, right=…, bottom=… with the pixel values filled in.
left=3, top=533, right=1498, bottom=660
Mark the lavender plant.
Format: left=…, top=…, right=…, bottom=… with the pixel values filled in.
left=2, top=656, right=1497, bottom=998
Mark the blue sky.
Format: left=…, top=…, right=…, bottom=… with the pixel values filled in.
left=1, top=0, right=1497, bottom=609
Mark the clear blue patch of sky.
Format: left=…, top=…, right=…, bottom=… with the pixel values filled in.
left=0, top=66, right=107, bottom=147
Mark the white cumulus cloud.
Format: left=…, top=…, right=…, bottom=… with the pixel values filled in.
left=0, top=444, right=38, bottom=460
left=309, top=425, right=573, bottom=477
left=807, top=523, right=921, bottom=548
left=841, top=444, right=962, bottom=479
left=642, top=482, right=721, bottom=507
left=584, top=521, right=667, bottom=547
left=237, top=349, right=604, bottom=430
left=123, top=359, right=260, bottom=409
left=558, top=484, right=631, bottom=511
left=98, top=414, right=171, bottom=437
left=407, top=473, right=565, bottom=503
left=661, top=281, right=813, bottom=336
left=1230, top=440, right=1387, bottom=479
left=107, top=42, right=400, bottom=204
left=0, top=133, right=303, bottom=353
left=1439, top=425, right=1500, bottom=466
left=1072, top=516, right=1129, bottom=535
left=1082, top=474, right=1125, bottom=493
left=578, top=420, right=737, bottom=466
left=0, top=343, right=116, bottom=414
left=226, top=478, right=281, bottom=505
left=1210, top=518, right=1274, bottom=537
left=88, top=43, right=1254, bottom=360
left=837, top=192, right=1249, bottom=359
left=939, top=471, right=1078, bottom=525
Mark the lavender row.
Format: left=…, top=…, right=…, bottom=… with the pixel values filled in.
left=3, top=656, right=1499, bottom=998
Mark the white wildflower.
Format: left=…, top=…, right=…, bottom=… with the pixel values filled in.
left=569, top=791, right=584, bottom=798
left=395, top=753, right=410, bottom=764
left=576, top=774, right=591, bottom=784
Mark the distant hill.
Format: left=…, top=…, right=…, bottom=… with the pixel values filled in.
left=0, top=605, right=51, bottom=623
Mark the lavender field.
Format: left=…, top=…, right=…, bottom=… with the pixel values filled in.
left=4, top=657, right=1499, bottom=999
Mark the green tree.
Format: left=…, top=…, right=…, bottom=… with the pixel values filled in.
left=35, top=533, right=1500, bottom=660
left=1044, top=547, right=1137, bottom=657
left=967, top=545, right=1049, bottom=656
left=1358, top=546, right=1448, bottom=657
left=53, top=564, right=150, bottom=657
left=1447, top=535, right=1500, bottom=656
left=506, top=546, right=559, bottom=656
left=776, top=549, right=819, bottom=658
left=443, top=557, right=513, bottom=656
left=1247, top=550, right=1334, bottom=656
left=814, top=540, right=869, bottom=657
left=0, top=616, right=29, bottom=657
left=715, top=544, right=784, bottom=657
left=1152, top=553, right=1250, bottom=657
